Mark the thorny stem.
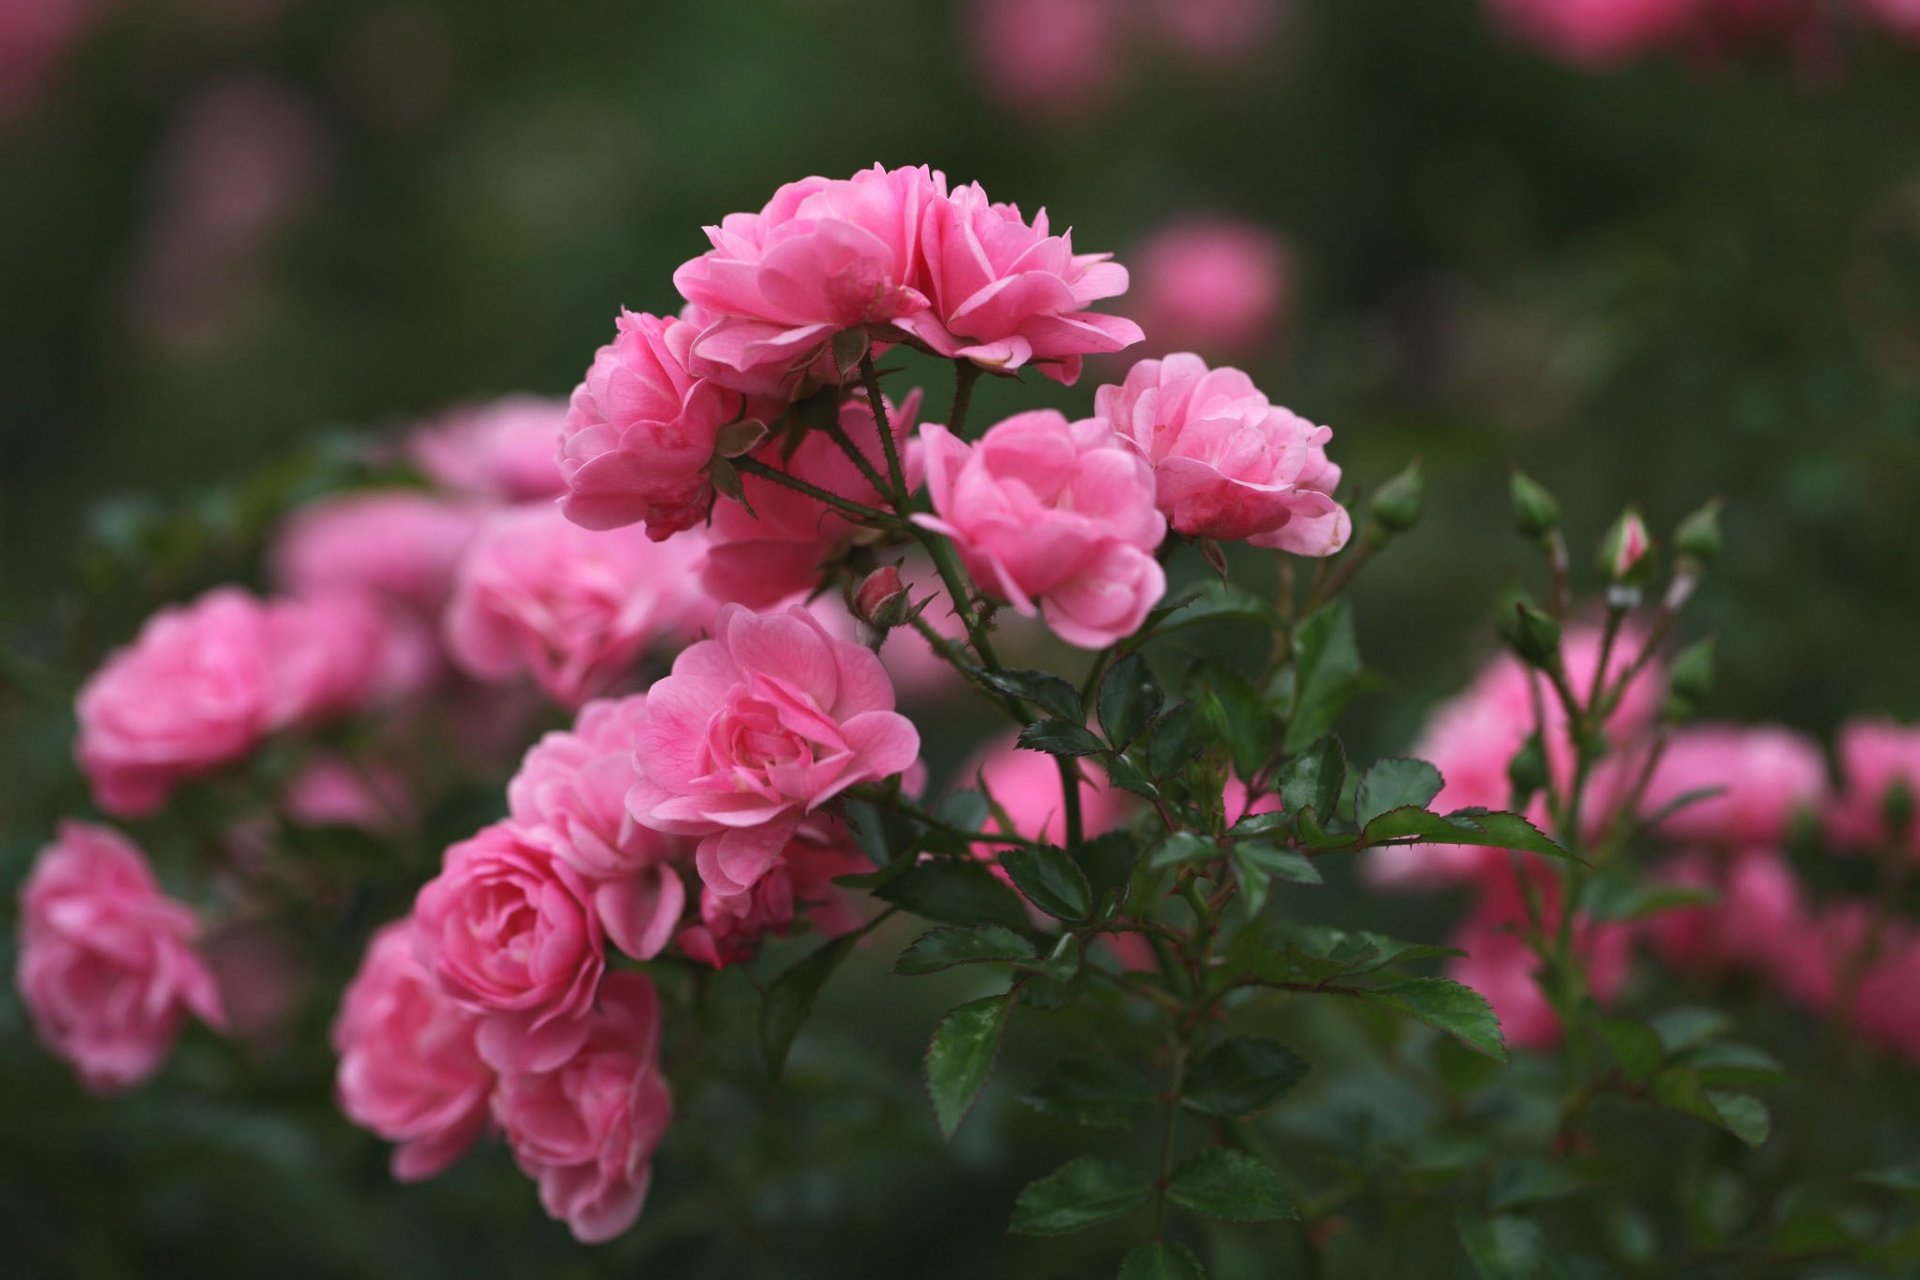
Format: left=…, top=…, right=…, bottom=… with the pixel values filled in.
left=819, top=414, right=890, bottom=498
left=732, top=456, right=894, bottom=525
left=858, top=351, right=911, bottom=509
left=949, top=359, right=982, bottom=438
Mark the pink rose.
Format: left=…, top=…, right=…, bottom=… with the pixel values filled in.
left=409, top=394, right=569, bottom=502
left=1446, top=868, right=1631, bottom=1050
left=284, top=754, right=410, bottom=832
left=967, top=0, right=1126, bottom=120
left=444, top=503, right=713, bottom=708
left=16, top=822, right=225, bottom=1093
left=968, top=735, right=1131, bottom=849
left=672, top=165, right=941, bottom=397
left=1487, top=0, right=1692, bottom=65
left=676, top=819, right=870, bottom=968
left=263, top=591, right=391, bottom=724
left=1865, top=0, right=1920, bottom=41
left=627, top=604, right=921, bottom=898
left=1096, top=353, right=1349, bottom=553
left=898, top=180, right=1143, bottom=384
left=332, top=920, right=493, bottom=1182
left=271, top=491, right=486, bottom=616
left=1640, top=724, right=1826, bottom=848
left=1645, top=849, right=1806, bottom=980
left=411, top=822, right=605, bottom=1073
left=1824, top=718, right=1920, bottom=854
left=918, top=410, right=1166, bottom=649
left=558, top=309, right=755, bottom=537
left=508, top=696, right=693, bottom=959
left=1128, top=219, right=1290, bottom=361
left=1850, top=931, right=1920, bottom=1063
left=702, top=390, right=923, bottom=608
left=492, top=972, right=673, bottom=1244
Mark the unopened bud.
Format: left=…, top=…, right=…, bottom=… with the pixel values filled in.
left=1500, top=600, right=1563, bottom=671
left=1507, top=732, right=1549, bottom=806
left=1663, top=637, right=1714, bottom=720
left=1510, top=470, right=1562, bottom=540
left=1369, top=459, right=1425, bottom=536
left=1598, top=508, right=1656, bottom=587
left=1673, top=498, right=1723, bottom=566
left=851, top=564, right=913, bottom=631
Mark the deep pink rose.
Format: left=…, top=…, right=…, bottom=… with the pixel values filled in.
left=1487, top=0, right=1691, bottom=64
left=673, top=165, right=941, bottom=397
left=444, top=503, right=713, bottom=708
left=16, top=822, right=225, bottom=1093
left=558, top=309, right=754, bottom=538
left=918, top=410, right=1166, bottom=649
left=1128, top=219, right=1290, bottom=361
left=332, top=920, right=493, bottom=1182
left=627, top=604, right=921, bottom=898
left=508, top=696, right=693, bottom=959
left=1824, top=718, right=1920, bottom=854
left=899, top=180, right=1143, bottom=384
left=492, top=972, right=672, bottom=1244
left=1446, top=868, right=1631, bottom=1050
left=1640, top=724, right=1826, bottom=848
left=676, top=819, right=870, bottom=968
left=411, top=822, right=605, bottom=1073
left=1096, top=353, right=1349, bottom=553
left=702, top=391, right=923, bottom=608
left=271, top=491, right=486, bottom=616
left=409, top=394, right=569, bottom=502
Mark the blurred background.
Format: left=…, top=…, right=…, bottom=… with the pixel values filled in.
left=4, top=0, right=1920, bottom=1275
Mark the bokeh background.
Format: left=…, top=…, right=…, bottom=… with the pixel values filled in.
left=4, top=0, right=1920, bottom=1275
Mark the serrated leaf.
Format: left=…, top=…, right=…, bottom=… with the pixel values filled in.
left=1277, top=737, right=1345, bottom=825
left=1150, top=831, right=1219, bottom=870
left=1021, top=934, right=1086, bottom=1010
left=1649, top=1007, right=1733, bottom=1055
left=1367, top=978, right=1508, bottom=1060
left=1018, top=719, right=1108, bottom=758
left=1234, top=840, right=1323, bottom=886
left=1156, top=579, right=1280, bottom=634
left=1076, top=830, right=1142, bottom=905
left=1651, top=1068, right=1769, bottom=1147
left=1009, top=1157, right=1152, bottom=1235
left=1098, top=653, right=1163, bottom=750
left=1104, top=752, right=1161, bottom=800
left=1684, top=1041, right=1791, bottom=1088
left=1118, top=1241, right=1207, bottom=1280
left=980, top=668, right=1085, bottom=723
left=874, top=859, right=1032, bottom=929
left=1146, top=702, right=1202, bottom=778
left=1360, top=806, right=1574, bottom=862
left=1165, top=1148, right=1297, bottom=1222
left=1182, top=1037, right=1310, bottom=1117
left=925, top=995, right=1012, bottom=1138
left=1355, top=758, right=1444, bottom=827
left=1021, top=1057, right=1156, bottom=1129
left=1000, top=844, right=1093, bottom=921
left=893, top=925, right=1036, bottom=975
left=761, top=930, right=862, bottom=1077
left=1592, top=1014, right=1664, bottom=1083
left=1280, top=601, right=1361, bottom=751
left=1192, top=662, right=1272, bottom=782
left=1489, top=1159, right=1591, bottom=1211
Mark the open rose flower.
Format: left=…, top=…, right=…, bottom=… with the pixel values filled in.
left=1640, top=724, right=1827, bottom=848
left=898, top=179, right=1143, bottom=384
left=627, top=604, right=921, bottom=898
left=1645, top=849, right=1806, bottom=981
left=672, top=165, right=940, bottom=398
left=16, top=822, right=225, bottom=1093
left=508, top=696, right=692, bottom=959
left=492, top=972, right=672, bottom=1244
left=411, top=822, right=605, bottom=1073
left=918, top=410, right=1165, bottom=649
left=409, top=394, right=569, bottom=502
left=444, top=504, right=713, bottom=707
left=1096, top=353, right=1349, bottom=554
left=676, top=818, right=869, bottom=968
left=557, top=309, right=756, bottom=537
left=332, top=920, right=493, bottom=1182
left=271, top=491, right=486, bottom=616
left=1129, top=218, right=1290, bottom=361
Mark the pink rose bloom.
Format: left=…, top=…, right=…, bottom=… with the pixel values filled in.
left=805, top=580, right=969, bottom=703
left=271, top=491, right=485, bottom=616
left=1824, top=718, right=1920, bottom=854
left=1644, top=848, right=1806, bottom=979
left=627, top=604, right=921, bottom=898
left=409, top=395, right=569, bottom=502
left=332, top=920, right=493, bottom=1182
left=1096, top=353, right=1349, bottom=554
left=1640, top=724, right=1826, bottom=848
left=284, top=755, right=410, bottom=832
left=444, top=504, right=713, bottom=708
left=508, top=696, right=692, bottom=960
left=16, top=822, right=225, bottom=1093
left=672, top=165, right=941, bottom=397
left=411, top=822, right=605, bottom=1073
left=492, top=972, right=672, bottom=1245
left=1487, top=0, right=1692, bottom=65
left=677, top=819, right=870, bottom=968
left=967, top=0, right=1126, bottom=120
left=703, top=391, right=923, bottom=608
left=263, top=591, right=391, bottom=724
left=1850, top=931, right=1920, bottom=1063
left=1865, top=0, right=1920, bottom=40
left=558, top=309, right=756, bottom=537
left=899, top=180, right=1143, bottom=385
left=918, top=410, right=1166, bottom=649
left=968, top=735, right=1131, bottom=849
left=1446, top=869, right=1631, bottom=1050
left=1128, top=219, right=1290, bottom=362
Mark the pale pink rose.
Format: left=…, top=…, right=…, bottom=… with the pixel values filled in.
left=262, top=591, right=391, bottom=724
left=1644, top=848, right=1806, bottom=979
left=702, top=391, right=923, bottom=608
left=557, top=309, right=757, bottom=537
left=331, top=920, right=493, bottom=1182
left=672, top=165, right=941, bottom=397
left=444, top=504, right=713, bottom=708
left=1128, top=219, right=1290, bottom=362
left=409, top=395, right=569, bottom=502
left=1486, top=0, right=1692, bottom=64
left=1824, top=718, right=1920, bottom=854
left=1640, top=724, right=1826, bottom=848
left=967, top=0, right=1126, bottom=120
left=16, top=822, right=225, bottom=1093
left=272, top=491, right=486, bottom=616
left=899, top=180, right=1143, bottom=384
left=918, top=411, right=1166, bottom=649
left=492, top=972, right=672, bottom=1245
left=411, top=822, right=605, bottom=1073
left=508, top=696, right=693, bottom=960
left=627, top=604, right=921, bottom=898
left=676, top=819, right=870, bottom=968
left=1096, top=353, right=1349, bottom=554
left=1446, top=868, right=1631, bottom=1050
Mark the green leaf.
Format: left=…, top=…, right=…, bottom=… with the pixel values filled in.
left=979, top=668, right=1084, bottom=723
left=1280, top=601, right=1361, bottom=752
left=925, top=995, right=1012, bottom=1138
left=1165, top=1148, right=1297, bottom=1222
left=1020, top=935, right=1086, bottom=1010
left=1017, top=719, right=1108, bottom=758
left=1191, top=662, right=1272, bottom=782
left=874, top=859, right=1032, bottom=929
left=1103, top=753, right=1162, bottom=800
left=1000, top=844, right=1093, bottom=921
left=1098, top=653, right=1163, bottom=750
left=1489, top=1159, right=1591, bottom=1211
left=1009, top=1157, right=1152, bottom=1235
left=1857, top=1165, right=1920, bottom=1197
left=1458, top=1215, right=1546, bottom=1279
left=1277, top=737, right=1345, bottom=827
left=1649, top=1007, right=1733, bottom=1055
left=1118, top=1241, right=1207, bottom=1280
left=1229, top=840, right=1321, bottom=915
left=1076, top=830, right=1143, bottom=904
left=1582, top=875, right=1717, bottom=923
left=1355, top=758, right=1444, bottom=827
left=1652, top=1068, right=1769, bottom=1147
left=1182, top=1037, right=1311, bottom=1117
left=1684, top=1041, right=1791, bottom=1088
left=1146, top=702, right=1202, bottom=778
left=1021, top=1057, right=1157, bottom=1129
left=1592, top=1015, right=1665, bottom=1084
left=893, top=925, right=1036, bottom=975
left=1150, top=831, right=1219, bottom=870
left=1360, top=806, right=1574, bottom=862
left=761, top=930, right=862, bottom=1077
left=1155, top=579, right=1281, bottom=634
left=1367, top=978, right=1509, bottom=1061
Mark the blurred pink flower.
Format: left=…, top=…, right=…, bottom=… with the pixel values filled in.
left=1486, top=0, right=1693, bottom=65
left=1142, top=0, right=1287, bottom=65
left=1644, top=848, right=1807, bottom=980
left=968, top=735, right=1131, bottom=850
left=1128, top=219, right=1290, bottom=362
left=1863, top=0, right=1920, bottom=40
left=1446, top=869, right=1631, bottom=1050
left=967, top=0, right=1126, bottom=119
left=0, top=0, right=103, bottom=128
left=1640, top=724, right=1826, bottom=848
left=272, top=492, right=487, bottom=617
left=409, top=396, right=569, bottom=502
left=1825, top=717, right=1920, bottom=854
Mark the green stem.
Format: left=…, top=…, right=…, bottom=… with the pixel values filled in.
left=858, top=352, right=911, bottom=508
left=1151, top=1037, right=1191, bottom=1241
left=732, top=456, right=894, bottom=525
left=820, top=414, right=890, bottom=498
left=949, top=359, right=982, bottom=437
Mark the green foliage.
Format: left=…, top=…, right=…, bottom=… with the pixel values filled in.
left=893, top=926, right=1037, bottom=976
left=1009, top=1158, right=1153, bottom=1236
left=1181, top=1039, right=1311, bottom=1118
left=925, top=995, right=1013, bottom=1139
left=1022, top=1059, right=1158, bottom=1130
left=1165, top=1149, right=1297, bottom=1222
left=999, top=844, right=1093, bottom=922
left=873, top=859, right=1033, bottom=930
